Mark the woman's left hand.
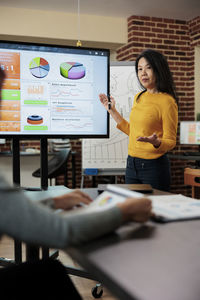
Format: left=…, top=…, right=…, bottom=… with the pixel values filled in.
left=137, top=133, right=161, bottom=148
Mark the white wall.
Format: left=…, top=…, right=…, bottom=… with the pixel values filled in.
left=0, top=6, right=127, bottom=51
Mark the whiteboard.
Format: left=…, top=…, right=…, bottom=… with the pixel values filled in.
left=82, top=61, right=142, bottom=170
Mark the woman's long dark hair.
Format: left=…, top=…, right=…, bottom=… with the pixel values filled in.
left=135, top=49, right=178, bottom=104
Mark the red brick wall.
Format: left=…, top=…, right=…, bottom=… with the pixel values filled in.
left=189, top=17, right=200, bottom=47
left=116, top=16, right=200, bottom=196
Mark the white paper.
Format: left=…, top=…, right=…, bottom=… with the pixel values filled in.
left=149, top=194, right=200, bottom=220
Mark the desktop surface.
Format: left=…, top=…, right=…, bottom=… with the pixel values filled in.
left=24, top=185, right=70, bottom=202
left=66, top=188, right=200, bottom=300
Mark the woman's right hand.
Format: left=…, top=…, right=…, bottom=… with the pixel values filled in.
left=99, top=93, right=115, bottom=112
left=99, top=93, right=123, bottom=124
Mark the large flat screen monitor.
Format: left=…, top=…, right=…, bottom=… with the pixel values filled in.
left=0, top=41, right=109, bottom=138
left=180, top=121, right=200, bottom=145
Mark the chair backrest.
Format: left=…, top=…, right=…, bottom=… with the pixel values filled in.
left=184, top=168, right=200, bottom=187
left=32, top=149, right=71, bottom=179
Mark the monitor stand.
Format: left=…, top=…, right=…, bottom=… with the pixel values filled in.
left=12, top=137, right=49, bottom=190
left=12, top=137, right=49, bottom=264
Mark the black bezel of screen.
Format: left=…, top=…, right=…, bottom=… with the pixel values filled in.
left=0, top=40, right=110, bottom=139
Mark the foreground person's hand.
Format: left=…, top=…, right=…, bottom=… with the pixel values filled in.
left=53, top=190, right=92, bottom=210
left=117, top=197, right=152, bottom=223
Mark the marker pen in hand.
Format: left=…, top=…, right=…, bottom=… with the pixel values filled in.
left=107, top=95, right=111, bottom=110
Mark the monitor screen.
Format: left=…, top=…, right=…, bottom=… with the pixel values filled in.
left=0, top=41, right=109, bottom=138
left=180, top=121, right=200, bottom=145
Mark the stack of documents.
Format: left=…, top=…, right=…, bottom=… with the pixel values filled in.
left=149, top=194, right=200, bottom=222
left=27, top=184, right=200, bottom=223
left=83, top=185, right=200, bottom=223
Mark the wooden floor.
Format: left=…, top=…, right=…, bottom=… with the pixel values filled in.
left=0, top=236, right=118, bottom=300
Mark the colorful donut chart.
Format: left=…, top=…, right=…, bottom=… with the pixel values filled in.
left=27, top=115, right=43, bottom=125
left=60, top=62, right=86, bottom=79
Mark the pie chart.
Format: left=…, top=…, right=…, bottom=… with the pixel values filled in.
left=60, top=62, right=86, bottom=79
left=29, top=57, right=50, bottom=78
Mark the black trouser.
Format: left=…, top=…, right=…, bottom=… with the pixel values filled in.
left=0, top=259, right=82, bottom=299
left=125, top=154, right=171, bottom=192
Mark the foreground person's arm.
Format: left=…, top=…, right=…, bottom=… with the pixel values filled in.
left=0, top=182, right=151, bottom=249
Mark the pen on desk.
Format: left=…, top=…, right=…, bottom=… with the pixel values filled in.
left=107, top=95, right=111, bottom=110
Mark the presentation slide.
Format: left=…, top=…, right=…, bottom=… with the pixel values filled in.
left=0, top=42, right=109, bottom=137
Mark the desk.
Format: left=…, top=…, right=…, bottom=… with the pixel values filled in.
left=66, top=188, right=200, bottom=300
left=81, top=169, right=125, bottom=188
left=168, top=153, right=200, bottom=167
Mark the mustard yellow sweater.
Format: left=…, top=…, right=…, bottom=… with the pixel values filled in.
left=117, top=91, right=178, bottom=159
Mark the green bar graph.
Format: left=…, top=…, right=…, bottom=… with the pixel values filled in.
left=24, top=126, right=48, bottom=131
left=2, top=90, right=20, bottom=100
left=24, top=100, right=48, bottom=105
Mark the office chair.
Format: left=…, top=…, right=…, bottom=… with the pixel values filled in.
left=184, top=167, right=200, bottom=198
left=32, top=149, right=71, bottom=186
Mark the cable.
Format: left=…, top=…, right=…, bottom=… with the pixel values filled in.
left=76, top=0, right=82, bottom=47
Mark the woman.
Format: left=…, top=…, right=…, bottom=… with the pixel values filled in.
left=99, top=49, right=178, bottom=191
